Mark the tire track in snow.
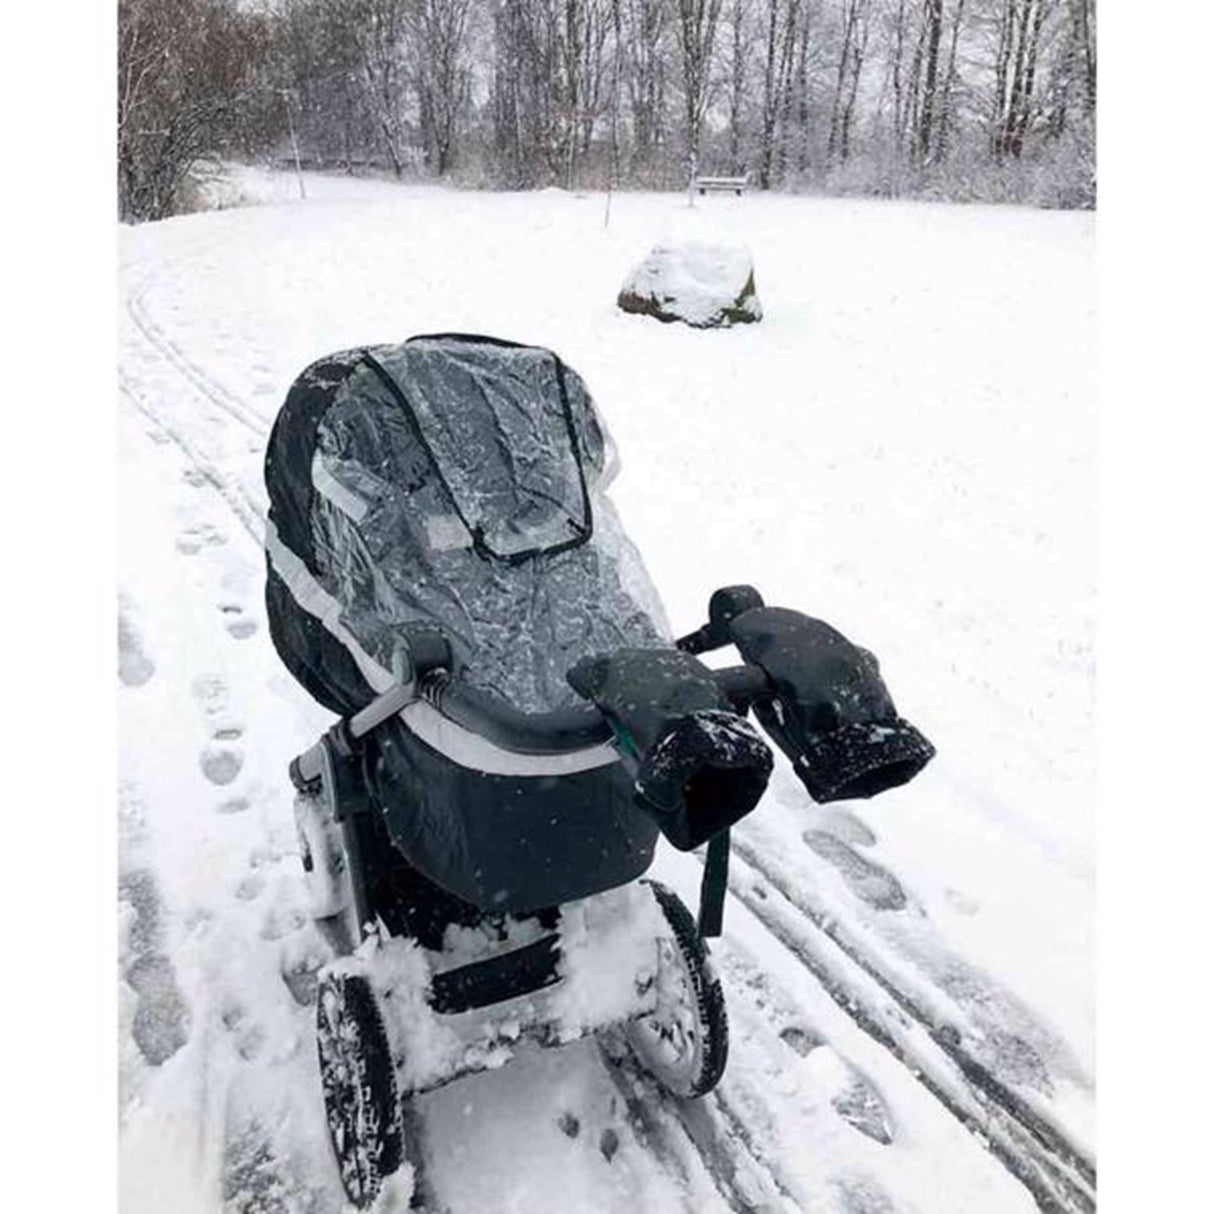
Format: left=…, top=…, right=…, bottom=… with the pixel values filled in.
left=119, top=375, right=265, bottom=549
left=126, top=272, right=273, bottom=438
left=597, top=935, right=910, bottom=1214
left=717, top=843, right=1095, bottom=1214
left=599, top=1040, right=798, bottom=1214
left=730, top=834, right=1094, bottom=1180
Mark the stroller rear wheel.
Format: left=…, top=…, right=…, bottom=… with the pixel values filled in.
left=316, top=970, right=404, bottom=1208
left=626, top=880, right=729, bottom=1098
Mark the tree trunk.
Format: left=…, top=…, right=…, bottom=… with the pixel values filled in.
left=916, top=0, right=943, bottom=166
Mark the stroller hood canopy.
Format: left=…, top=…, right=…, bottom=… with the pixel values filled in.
left=265, top=335, right=667, bottom=720
left=364, top=339, right=594, bottom=562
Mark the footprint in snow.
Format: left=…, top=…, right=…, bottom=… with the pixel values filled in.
left=193, top=672, right=230, bottom=717
left=119, top=868, right=190, bottom=1067
left=220, top=1002, right=266, bottom=1063
left=943, top=887, right=980, bottom=916
left=804, top=1047, right=895, bottom=1146
left=779, top=1024, right=825, bottom=1057
left=831, top=1073, right=895, bottom=1147
left=235, top=871, right=266, bottom=902
left=259, top=905, right=307, bottom=943
left=217, top=796, right=251, bottom=815
left=202, top=744, right=244, bottom=787
left=802, top=830, right=907, bottom=912
left=222, top=1119, right=317, bottom=1214
left=119, top=868, right=162, bottom=956
left=280, top=951, right=324, bottom=1007
left=222, top=1125, right=284, bottom=1214
left=834, top=1175, right=898, bottom=1214
left=220, top=603, right=259, bottom=640
left=817, top=806, right=877, bottom=848
left=557, top=1112, right=581, bottom=1139
left=183, top=467, right=210, bottom=489
left=598, top=1127, right=620, bottom=1163
left=175, top=524, right=227, bottom=555
left=118, top=609, right=156, bottom=687
left=127, top=953, right=192, bottom=1066
left=118, top=781, right=148, bottom=847
left=236, top=1025, right=267, bottom=1062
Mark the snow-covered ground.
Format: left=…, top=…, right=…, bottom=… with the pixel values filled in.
left=117, top=167, right=1094, bottom=1214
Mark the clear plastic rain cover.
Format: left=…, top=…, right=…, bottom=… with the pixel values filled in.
left=310, top=338, right=669, bottom=712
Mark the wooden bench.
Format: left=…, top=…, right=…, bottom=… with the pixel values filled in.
left=694, top=174, right=751, bottom=196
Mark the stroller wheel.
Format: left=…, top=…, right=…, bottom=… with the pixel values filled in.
left=316, top=970, right=403, bottom=1208
left=626, top=880, right=729, bottom=1098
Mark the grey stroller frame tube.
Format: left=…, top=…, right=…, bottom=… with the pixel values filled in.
left=291, top=647, right=421, bottom=788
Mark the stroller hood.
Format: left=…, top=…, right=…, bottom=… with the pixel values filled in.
left=363, top=339, right=595, bottom=562
left=264, top=335, right=668, bottom=719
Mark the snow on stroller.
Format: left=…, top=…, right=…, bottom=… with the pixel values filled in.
left=264, top=334, right=934, bottom=1207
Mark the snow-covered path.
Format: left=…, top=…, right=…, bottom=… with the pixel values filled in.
left=117, top=170, right=1094, bottom=1214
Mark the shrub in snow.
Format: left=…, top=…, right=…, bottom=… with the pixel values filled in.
left=617, top=242, right=763, bottom=329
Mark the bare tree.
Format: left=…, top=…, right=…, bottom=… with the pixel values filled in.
left=724, top=0, right=752, bottom=174
left=413, top=0, right=474, bottom=175
left=1041, top=0, right=1094, bottom=142
left=914, top=0, right=944, bottom=164
left=756, top=0, right=801, bottom=188
left=788, top=0, right=817, bottom=175
left=931, top=0, right=967, bottom=162
left=276, top=0, right=371, bottom=171
left=989, top=0, right=1059, bottom=160
left=487, top=0, right=610, bottom=186
left=346, top=0, right=415, bottom=178
left=673, top=0, right=724, bottom=180
left=828, top=0, right=873, bottom=164
left=118, top=0, right=271, bottom=221
left=565, top=0, right=613, bottom=174
left=882, top=0, right=914, bottom=152
left=621, top=0, right=673, bottom=177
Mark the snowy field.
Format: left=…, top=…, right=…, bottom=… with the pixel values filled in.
left=117, top=167, right=1094, bottom=1214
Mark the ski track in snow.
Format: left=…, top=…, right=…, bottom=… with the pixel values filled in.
left=712, top=839, right=1095, bottom=1214
left=118, top=175, right=1093, bottom=1214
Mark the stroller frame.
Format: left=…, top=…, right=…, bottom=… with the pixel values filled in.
left=290, top=643, right=735, bottom=1208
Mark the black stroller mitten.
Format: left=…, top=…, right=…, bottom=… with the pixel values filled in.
left=567, top=648, right=773, bottom=850
left=728, top=607, right=935, bottom=802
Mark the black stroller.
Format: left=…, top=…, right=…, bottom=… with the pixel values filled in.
left=264, top=334, right=933, bottom=1207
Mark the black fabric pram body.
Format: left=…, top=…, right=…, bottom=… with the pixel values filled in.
left=265, top=335, right=678, bottom=912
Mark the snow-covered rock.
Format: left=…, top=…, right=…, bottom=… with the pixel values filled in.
left=617, top=241, right=763, bottom=328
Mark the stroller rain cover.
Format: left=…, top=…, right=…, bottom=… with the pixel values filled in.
left=265, top=334, right=669, bottom=716
left=264, top=335, right=674, bottom=911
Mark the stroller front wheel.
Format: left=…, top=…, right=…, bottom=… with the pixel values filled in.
left=316, top=969, right=404, bottom=1209
left=625, top=880, right=729, bottom=1098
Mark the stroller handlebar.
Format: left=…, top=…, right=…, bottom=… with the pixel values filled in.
left=424, top=663, right=770, bottom=757
left=290, top=659, right=771, bottom=787
left=424, top=673, right=613, bottom=753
